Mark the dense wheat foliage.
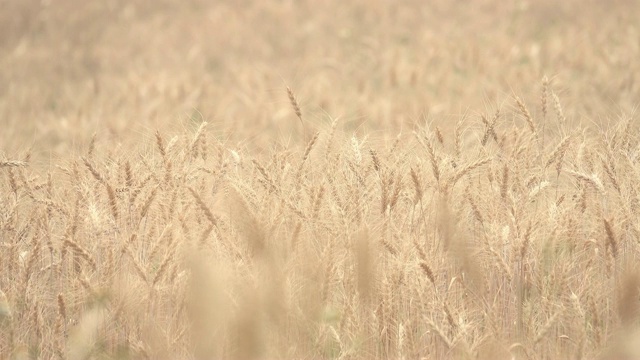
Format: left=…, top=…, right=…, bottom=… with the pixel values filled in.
left=2, top=0, right=640, bottom=359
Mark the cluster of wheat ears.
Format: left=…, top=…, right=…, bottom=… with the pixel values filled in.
left=1, top=78, right=639, bottom=359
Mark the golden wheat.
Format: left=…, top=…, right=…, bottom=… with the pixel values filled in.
left=2, top=1, right=640, bottom=359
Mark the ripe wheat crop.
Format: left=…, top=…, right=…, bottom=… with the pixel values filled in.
left=2, top=0, right=640, bottom=359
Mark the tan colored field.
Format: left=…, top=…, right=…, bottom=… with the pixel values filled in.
left=2, top=0, right=640, bottom=359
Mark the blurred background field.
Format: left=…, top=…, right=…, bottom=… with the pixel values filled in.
left=2, top=0, right=639, bottom=162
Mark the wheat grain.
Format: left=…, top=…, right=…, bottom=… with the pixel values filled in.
left=544, top=136, right=571, bottom=169
left=190, top=121, right=208, bottom=157
left=603, top=217, right=618, bottom=259
left=64, top=239, right=97, bottom=272
left=515, top=96, right=537, bottom=137
left=410, top=167, right=423, bottom=205
left=0, top=160, right=28, bottom=168
left=57, top=294, right=67, bottom=321
left=287, top=86, right=304, bottom=140
left=370, top=149, right=381, bottom=173
left=106, top=183, right=118, bottom=221
left=481, top=109, right=500, bottom=146
left=155, top=130, right=166, bottom=159
left=81, top=156, right=105, bottom=184
left=415, top=132, right=441, bottom=183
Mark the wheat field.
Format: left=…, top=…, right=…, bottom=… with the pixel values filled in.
left=2, top=1, right=640, bottom=359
